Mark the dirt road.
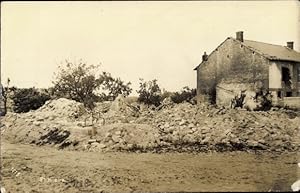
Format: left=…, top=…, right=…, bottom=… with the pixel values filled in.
left=1, top=141, right=299, bottom=193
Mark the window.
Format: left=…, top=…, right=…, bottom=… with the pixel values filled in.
left=282, top=67, right=292, bottom=89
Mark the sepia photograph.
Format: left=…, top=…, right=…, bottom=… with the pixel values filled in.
left=0, top=1, right=300, bottom=192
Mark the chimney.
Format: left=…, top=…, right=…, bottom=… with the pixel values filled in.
left=236, top=31, right=244, bottom=42
left=287, top=41, right=294, bottom=49
left=202, top=52, right=208, bottom=61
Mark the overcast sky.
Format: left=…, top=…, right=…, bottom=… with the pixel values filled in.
left=1, top=1, right=299, bottom=95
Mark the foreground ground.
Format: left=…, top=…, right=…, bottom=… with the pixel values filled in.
left=1, top=98, right=300, bottom=192
left=1, top=140, right=299, bottom=193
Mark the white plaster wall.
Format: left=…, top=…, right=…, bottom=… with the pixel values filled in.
left=216, top=82, right=256, bottom=107
left=269, top=62, right=281, bottom=89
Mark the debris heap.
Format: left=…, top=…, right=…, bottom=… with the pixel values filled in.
left=1, top=97, right=299, bottom=153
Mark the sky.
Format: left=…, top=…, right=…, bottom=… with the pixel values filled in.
left=1, top=1, right=299, bottom=95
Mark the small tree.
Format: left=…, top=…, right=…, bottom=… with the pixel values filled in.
left=137, top=79, right=162, bottom=107
left=0, top=78, right=11, bottom=115
left=99, top=72, right=132, bottom=101
left=52, top=60, right=103, bottom=109
left=171, top=86, right=196, bottom=104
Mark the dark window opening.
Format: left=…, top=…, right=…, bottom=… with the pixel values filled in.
left=286, top=92, right=292, bottom=97
left=282, top=67, right=291, bottom=89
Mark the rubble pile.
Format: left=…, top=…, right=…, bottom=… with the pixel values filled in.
left=147, top=104, right=300, bottom=152
left=0, top=98, right=87, bottom=147
left=84, top=123, right=159, bottom=152
left=35, top=98, right=86, bottom=120
left=1, top=97, right=299, bottom=153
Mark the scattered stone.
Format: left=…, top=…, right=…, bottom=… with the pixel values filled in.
left=115, top=131, right=121, bottom=135
left=112, top=135, right=121, bottom=143
left=291, top=180, right=300, bottom=192
left=88, top=139, right=97, bottom=144
left=0, top=187, right=6, bottom=193
left=33, top=121, right=40, bottom=126
left=98, top=143, right=106, bottom=149
left=179, top=120, right=186, bottom=126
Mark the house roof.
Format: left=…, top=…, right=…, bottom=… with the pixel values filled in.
left=242, top=39, right=300, bottom=63
left=194, top=37, right=300, bottom=70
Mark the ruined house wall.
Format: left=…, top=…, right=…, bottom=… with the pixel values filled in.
left=197, top=38, right=270, bottom=105
left=269, top=61, right=300, bottom=89
left=269, top=61, right=300, bottom=106
left=216, top=82, right=257, bottom=107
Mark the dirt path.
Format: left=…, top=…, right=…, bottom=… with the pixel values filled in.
left=1, top=141, right=299, bottom=193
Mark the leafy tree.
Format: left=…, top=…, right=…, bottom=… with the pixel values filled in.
left=137, top=79, right=162, bottom=107
left=52, top=60, right=103, bottom=109
left=99, top=72, right=132, bottom=101
left=171, top=86, right=196, bottom=104
left=52, top=59, right=132, bottom=108
left=12, top=88, right=51, bottom=113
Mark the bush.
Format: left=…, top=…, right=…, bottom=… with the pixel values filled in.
left=230, top=90, right=247, bottom=109
left=171, top=86, right=196, bottom=104
left=137, top=79, right=162, bottom=107
left=12, top=88, right=51, bottom=113
left=253, top=90, right=273, bottom=111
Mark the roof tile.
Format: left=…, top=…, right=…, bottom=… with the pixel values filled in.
left=242, top=39, right=300, bottom=62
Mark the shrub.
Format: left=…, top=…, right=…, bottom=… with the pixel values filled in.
left=253, top=90, right=273, bottom=111
left=230, top=90, right=247, bottom=109
left=171, top=86, right=196, bottom=104
left=12, top=88, right=51, bottom=113
left=137, top=79, right=162, bottom=107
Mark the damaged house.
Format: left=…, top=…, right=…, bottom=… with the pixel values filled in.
left=194, top=31, right=300, bottom=109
